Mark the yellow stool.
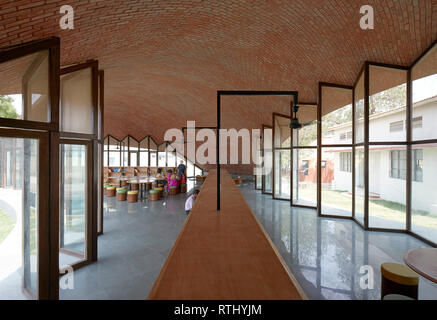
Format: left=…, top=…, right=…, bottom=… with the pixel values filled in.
left=116, top=188, right=127, bottom=201
left=381, top=262, right=419, bottom=300
left=106, top=186, right=116, bottom=197
left=127, top=190, right=138, bottom=202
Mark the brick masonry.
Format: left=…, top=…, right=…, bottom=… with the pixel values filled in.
left=0, top=0, right=436, bottom=173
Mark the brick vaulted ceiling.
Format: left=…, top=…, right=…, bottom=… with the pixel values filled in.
left=1, top=0, right=437, bottom=172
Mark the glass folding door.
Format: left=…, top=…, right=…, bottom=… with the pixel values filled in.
left=273, top=114, right=291, bottom=200
left=410, top=43, right=437, bottom=243
left=59, top=141, right=91, bottom=268
left=262, top=125, right=273, bottom=195
left=0, top=37, right=59, bottom=299
left=319, top=85, right=353, bottom=217
left=60, top=60, right=99, bottom=271
left=292, top=104, right=318, bottom=208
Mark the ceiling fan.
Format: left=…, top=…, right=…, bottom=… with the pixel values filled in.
left=289, top=101, right=316, bottom=129
left=289, top=100, right=302, bottom=129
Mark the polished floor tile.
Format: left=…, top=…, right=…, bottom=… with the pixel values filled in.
left=239, top=182, right=437, bottom=300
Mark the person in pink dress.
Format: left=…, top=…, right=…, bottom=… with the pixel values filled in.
left=167, top=170, right=178, bottom=192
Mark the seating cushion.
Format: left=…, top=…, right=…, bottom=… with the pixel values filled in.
left=154, top=187, right=163, bottom=191
left=127, top=191, right=138, bottom=195
left=116, top=188, right=127, bottom=194
left=150, top=190, right=159, bottom=194
left=381, top=263, right=419, bottom=286
left=107, top=187, right=116, bottom=190
left=170, top=186, right=178, bottom=189
left=104, top=184, right=111, bottom=188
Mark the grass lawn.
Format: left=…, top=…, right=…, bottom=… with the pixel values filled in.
left=298, top=186, right=437, bottom=230
left=0, top=209, right=15, bottom=245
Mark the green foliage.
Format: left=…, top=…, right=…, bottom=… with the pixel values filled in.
left=0, top=209, right=15, bottom=245
left=0, top=95, right=20, bottom=119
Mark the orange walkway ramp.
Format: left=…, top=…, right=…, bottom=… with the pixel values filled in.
left=147, top=169, right=306, bottom=300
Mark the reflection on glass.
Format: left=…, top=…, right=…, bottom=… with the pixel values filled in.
left=274, top=150, right=291, bottom=199
left=0, top=51, right=50, bottom=122
left=321, top=147, right=352, bottom=217
left=263, top=127, right=273, bottom=194
left=293, top=149, right=317, bottom=207
left=0, top=137, right=39, bottom=299
left=60, top=144, right=87, bottom=267
left=411, top=145, right=437, bottom=243
left=369, top=66, right=407, bottom=142
left=412, top=44, right=437, bottom=141
left=354, top=146, right=365, bottom=225
left=368, top=145, right=406, bottom=229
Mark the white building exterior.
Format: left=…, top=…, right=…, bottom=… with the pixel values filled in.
left=323, top=96, right=437, bottom=214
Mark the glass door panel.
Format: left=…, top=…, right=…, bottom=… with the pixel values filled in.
left=0, top=137, right=39, bottom=299
left=59, top=143, right=88, bottom=268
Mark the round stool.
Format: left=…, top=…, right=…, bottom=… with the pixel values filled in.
left=381, top=262, right=419, bottom=300
left=169, top=186, right=178, bottom=195
left=104, top=184, right=111, bottom=196
left=180, top=184, right=187, bottom=193
left=106, top=186, right=116, bottom=197
left=153, top=187, right=163, bottom=198
left=121, top=180, right=128, bottom=187
left=150, top=189, right=160, bottom=201
left=116, top=188, right=127, bottom=201
left=130, top=182, right=139, bottom=191
left=145, top=182, right=152, bottom=191
left=383, top=294, right=415, bottom=300
left=127, top=190, right=138, bottom=202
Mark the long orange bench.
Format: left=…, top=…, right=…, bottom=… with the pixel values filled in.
left=147, top=169, right=306, bottom=300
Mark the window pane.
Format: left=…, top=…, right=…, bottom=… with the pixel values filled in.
left=411, top=144, right=437, bottom=243
left=293, top=148, right=317, bottom=207
left=187, top=161, right=194, bottom=177
left=321, top=147, right=352, bottom=217
left=354, top=146, right=365, bottom=225
left=369, top=65, right=407, bottom=142
left=121, top=137, right=128, bottom=167
left=412, top=44, right=437, bottom=141
left=0, top=51, right=50, bottom=122
left=369, top=145, right=406, bottom=229
left=274, top=150, right=291, bottom=199
left=139, top=152, right=149, bottom=166
left=0, top=137, right=39, bottom=299
left=321, top=86, right=353, bottom=145
left=263, top=127, right=273, bottom=194
left=60, top=144, right=87, bottom=267
left=355, top=72, right=365, bottom=144
left=293, top=105, right=317, bottom=147
left=60, top=68, right=94, bottom=134
left=274, top=115, right=291, bottom=148
left=128, top=137, right=139, bottom=167
left=150, top=152, right=157, bottom=167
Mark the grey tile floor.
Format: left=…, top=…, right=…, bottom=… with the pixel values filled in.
left=239, top=182, right=437, bottom=300
left=60, top=188, right=192, bottom=300
left=60, top=180, right=437, bottom=300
